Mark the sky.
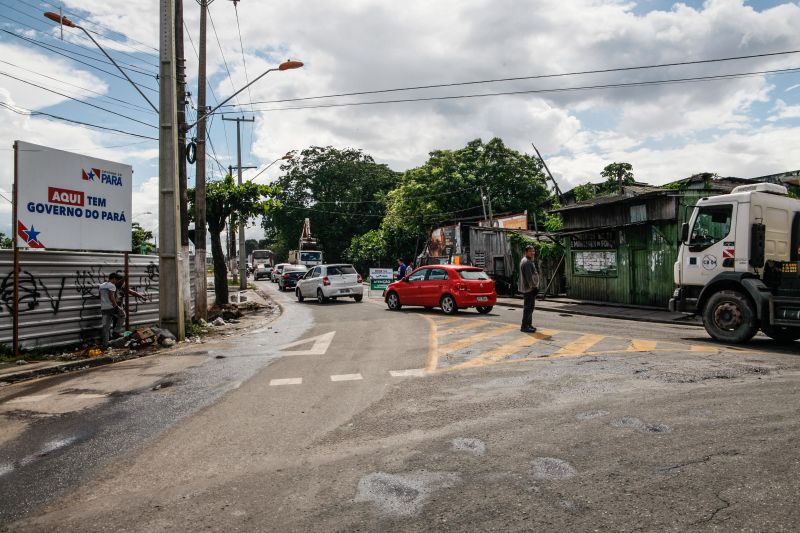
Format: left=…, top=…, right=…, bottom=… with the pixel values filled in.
left=1, top=0, right=799, bottom=240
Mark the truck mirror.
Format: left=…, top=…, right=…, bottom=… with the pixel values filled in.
left=750, top=223, right=766, bottom=268
left=680, top=223, right=689, bottom=243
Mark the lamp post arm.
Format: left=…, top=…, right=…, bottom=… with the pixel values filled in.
left=185, top=67, right=277, bottom=131
left=78, top=26, right=158, bottom=113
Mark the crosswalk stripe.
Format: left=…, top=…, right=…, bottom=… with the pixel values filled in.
left=269, top=378, right=303, bottom=386
left=330, top=373, right=363, bottom=382
left=438, top=320, right=491, bottom=336
left=447, top=329, right=558, bottom=371
left=389, top=369, right=426, bottom=377
left=627, top=339, right=658, bottom=352
left=552, top=334, right=606, bottom=357
left=438, top=324, right=519, bottom=354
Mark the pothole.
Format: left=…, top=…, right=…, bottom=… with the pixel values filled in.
left=530, top=457, right=577, bottom=481
left=451, top=437, right=486, bottom=456
left=354, top=471, right=461, bottom=517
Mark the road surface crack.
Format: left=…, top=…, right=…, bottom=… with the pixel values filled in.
left=658, top=449, right=739, bottom=474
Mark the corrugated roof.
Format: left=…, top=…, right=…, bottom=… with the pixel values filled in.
left=551, top=186, right=669, bottom=212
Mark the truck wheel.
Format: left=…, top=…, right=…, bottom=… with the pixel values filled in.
left=761, top=324, right=800, bottom=343
left=703, top=290, right=758, bottom=344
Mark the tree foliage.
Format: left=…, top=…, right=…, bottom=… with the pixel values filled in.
left=263, top=147, right=399, bottom=263
left=0, top=232, right=12, bottom=249
left=570, top=162, right=636, bottom=202
left=189, top=175, right=278, bottom=306
left=131, top=222, right=154, bottom=254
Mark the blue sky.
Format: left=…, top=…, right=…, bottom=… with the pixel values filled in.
left=1, top=0, right=799, bottom=238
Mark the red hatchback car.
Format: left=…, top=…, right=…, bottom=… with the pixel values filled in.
left=384, top=265, right=497, bottom=315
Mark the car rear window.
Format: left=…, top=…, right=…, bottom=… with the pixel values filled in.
left=458, top=269, right=490, bottom=280
left=286, top=266, right=307, bottom=272
left=328, top=265, right=356, bottom=275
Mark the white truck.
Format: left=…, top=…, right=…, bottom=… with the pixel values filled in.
left=669, top=183, right=800, bottom=343
left=288, top=249, right=323, bottom=267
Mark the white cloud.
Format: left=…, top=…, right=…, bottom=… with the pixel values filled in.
left=768, top=99, right=800, bottom=122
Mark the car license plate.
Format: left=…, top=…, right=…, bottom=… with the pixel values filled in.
left=339, top=289, right=349, bottom=294
left=477, top=296, right=488, bottom=302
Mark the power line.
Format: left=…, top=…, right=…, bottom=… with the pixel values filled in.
left=223, top=48, right=800, bottom=108
left=0, top=101, right=158, bottom=140
left=38, top=0, right=160, bottom=54
left=227, top=66, right=800, bottom=113
left=311, top=186, right=481, bottom=204
left=232, top=1, right=255, bottom=155
left=207, top=6, right=240, bottom=106
left=0, top=28, right=160, bottom=92
left=0, top=70, right=157, bottom=129
left=0, top=2, right=158, bottom=71
left=0, top=57, right=157, bottom=115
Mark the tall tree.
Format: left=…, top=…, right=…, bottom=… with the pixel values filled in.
left=263, top=147, right=398, bottom=263
left=131, top=222, right=154, bottom=254
left=189, top=175, right=278, bottom=306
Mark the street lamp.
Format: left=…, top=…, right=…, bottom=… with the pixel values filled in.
left=43, top=12, right=158, bottom=113
left=247, top=153, right=293, bottom=183
left=184, top=60, right=303, bottom=131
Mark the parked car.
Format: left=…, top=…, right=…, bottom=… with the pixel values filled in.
left=271, top=263, right=289, bottom=283
left=384, top=265, right=496, bottom=315
left=279, top=265, right=308, bottom=291
left=296, top=264, right=364, bottom=303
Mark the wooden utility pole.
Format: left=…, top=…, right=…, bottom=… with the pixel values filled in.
left=159, top=0, right=185, bottom=339
left=193, top=0, right=213, bottom=319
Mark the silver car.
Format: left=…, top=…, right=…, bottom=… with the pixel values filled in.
left=295, top=264, right=364, bottom=303
left=271, top=263, right=290, bottom=283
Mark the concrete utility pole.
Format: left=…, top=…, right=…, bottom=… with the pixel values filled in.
left=159, top=0, right=185, bottom=339
left=175, top=0, right=193, bottom=322
left=222, top=115, right=255, bottom=291
left=193, top=0, right=213, bottom=320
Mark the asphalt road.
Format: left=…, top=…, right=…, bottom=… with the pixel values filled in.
left=2, top=280, right=799, bottom=532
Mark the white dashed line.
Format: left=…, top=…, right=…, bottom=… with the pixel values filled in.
left=330, top=373, right=363, bottom=382
left=389, top=369, right=426, bottom=377
left=269, top=378, right=303, bottom=386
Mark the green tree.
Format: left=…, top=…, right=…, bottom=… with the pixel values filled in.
left=263, top=146, right=398, bottom=263
left=569, top=162, right=636, bottom=202
left=245, top=239, right=260, bottom=256
left=189, top=175, right=279, bottom=306
left=345, top=228, right=388, bottom=273
left=131, top=222, right=154, bottom=254
left=0, top=232, right=12, bottom=249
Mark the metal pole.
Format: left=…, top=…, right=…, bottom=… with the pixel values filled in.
left=12, top=141, right=19, bottom=358
left=531, top=142, right=563, bottom=203
left=159, top=0, right=185, bottom=339
left=124, top=252, right=130, bottom=331
left=194, top=0, right=209, bottom=320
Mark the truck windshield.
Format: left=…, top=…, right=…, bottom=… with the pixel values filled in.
left=690, top=204, right=733, bottom=248
left=253, top=251, right=270, bottom=259
left=301, top=252, right=321, bottom=262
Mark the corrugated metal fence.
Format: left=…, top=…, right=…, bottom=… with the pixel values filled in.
left=0, top=250, right=161, bottom=349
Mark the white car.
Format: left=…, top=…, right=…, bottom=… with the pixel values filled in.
left=295, top=264, right=364, bottom=303
left=271, top=263, right=290, bottom=283
left=253, top=262, right=272, bottom=281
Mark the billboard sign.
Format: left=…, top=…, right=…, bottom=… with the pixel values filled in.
left=369, top=268, right=393, bottom=291
left=479, top=211, right=528, bottom=230
left=15, top=141, right=133, bottom=251
left=428, top=224, right=461, bottom=257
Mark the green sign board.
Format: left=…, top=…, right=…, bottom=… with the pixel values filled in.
left=370, top=279, right=391, bottom=291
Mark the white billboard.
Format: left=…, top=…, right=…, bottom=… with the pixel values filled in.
left=15, top=141, right=133, bottom=252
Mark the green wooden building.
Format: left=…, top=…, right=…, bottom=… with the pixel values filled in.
left=552, top=178, right=749, bottom=308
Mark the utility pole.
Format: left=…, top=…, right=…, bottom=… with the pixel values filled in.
left=175, top=0, right=192, bottom=322
left=159, top=0, right=185, bottom=339
left=222, top=114, right=255, bottom=291
left=479, top=186, right=488, bottom=225
left=531, top=142, right=563, bottom=204
left=193, top=0, right=213, bottom=320
left=486, top=188, right=495, bottom=226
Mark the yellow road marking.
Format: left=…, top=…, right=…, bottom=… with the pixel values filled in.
left=552, top=334, right=606, bottom=357
left=438, top=324, right=519, bottom=354
left=628, top=339, right=658, bottom=352
left=438, top=320, right=492, bottom=336
left=446, top=329, right=558, bottom=371
left=435, top=316, right=463, bottom=326
left=691, top=344, right=721, bottom=352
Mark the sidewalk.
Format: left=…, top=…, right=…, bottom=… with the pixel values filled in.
left=497, top=296, right=702, bottom=327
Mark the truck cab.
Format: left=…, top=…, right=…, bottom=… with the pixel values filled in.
left=670, top=183, right=800, bottom=343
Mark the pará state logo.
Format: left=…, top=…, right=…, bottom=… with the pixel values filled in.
left=82, top=167, right=123, bottom=187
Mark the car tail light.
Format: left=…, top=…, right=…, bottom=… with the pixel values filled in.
left=283, top=273, right=290, bottom=279
left=323, top=276, right=330, bottom=286
left=357, top=274, right=363, bottom=283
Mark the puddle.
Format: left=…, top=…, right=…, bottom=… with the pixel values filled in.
left=354, top=471, right=461, bottom=517
left=531, top=457, right=577, bottom=481
left=451, top=437, right=486, bottom=456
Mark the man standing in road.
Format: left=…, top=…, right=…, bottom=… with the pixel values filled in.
left=518, top=245, right=540, bottom=333
left=100, top=272, right=125, bottom=347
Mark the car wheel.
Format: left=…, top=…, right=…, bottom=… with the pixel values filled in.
left=354, top=295, right=363, bottom=303
left=440, top=294, right=458, bottom=315
left=386, top=291, right=402, bottom=310
left=476, top=306, right=493, bottom=314
left=317, top=288, right=327, bottom=304
left=296, top=288, right=304, bottom=302
left=761, top=323, right=800, bottom=343
left=702, top=290, right=758, bottom=343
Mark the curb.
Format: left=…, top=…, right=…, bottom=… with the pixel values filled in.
left=0, top=355, right=118, bottom=385
left=498, top=299, right=702, bottom=327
